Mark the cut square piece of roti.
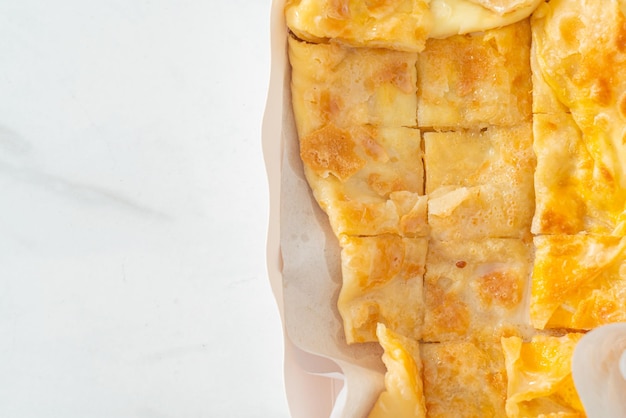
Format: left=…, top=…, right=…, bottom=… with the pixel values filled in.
left=368, top=323, right=426, bottom=418
left=421, top=340, right=508, bottom=417
left=424, top=124, right=535, bottom=240
left=464, top=0, right=539, bottom=14
left=285, top=0, right=434, bottom=52
left=501, top=333, right=585, bottom=418
left=338, top=235, right=428, bottom=344
left=288, top=35, right=418, bottom=137
left=422, top=238, right=533, bottom=343
left=529, top=17, right=568, bottom=115
left=285, top=0, right=541, bottom=52
left=531, top=0, right=626, bottom=221
left=417, top=19, right=532, bottom=129
left=531, top=234, right=626, bottom=330
left=532, top=112, right=626, bottom=235
left=300, top=125, right=427, bottom=237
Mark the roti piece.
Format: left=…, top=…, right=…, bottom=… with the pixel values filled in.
left=502, top=333, right=585, bottom=417
left=368, top=324, right=426, bottom=418
left=530, top=18, right=568, bottom=114
left=285, top=0, right=433, bottom=52
left=532, top=0, right=626, bottom=213
left=530, top=0, right=626, bottom=236
left=285, top=0, right=541, bottom=52
left=427, top=0, right=541, bottom=38
left=338, top=235, right=427, bottom=343
left=422, top=238, right=533, bottom=342
left=424, top=124, right=535, bottom=240
left=417, top=19, right=532, bottom=129
left=464, top=0, right=538, bottom=14
left=532, top=112, right=626, bottom=235
left=289, top=40, right=425, bottom=238
left=300, top=125, right=427, bottom=237
left=284, top=1, right=624, bottom=415
left=531, top=234, right=626, bottom=330
left=421, top=340, right=508, bottom=417
left=288, top=35, right=418, bottom=137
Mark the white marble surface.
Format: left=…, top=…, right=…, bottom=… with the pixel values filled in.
left=0, top=1, right=289, bottom=417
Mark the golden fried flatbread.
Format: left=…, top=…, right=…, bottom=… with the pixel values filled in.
left=339, top=235, right=427, bottom=343
left=288, top=36, right=418, bottom=136
left=421, top=340, right=508, bottom=417
left=502, top=333, right=585, bottom=417
left=532, top=0, right=626, bottom=231
left=285, top=0, right=541, bottom=51
left=423, top=238, right=533, bottom=342
left=425, top=124, right=535, bottom=240
left=282, top=0, right=626, bottom=416
left=368, top=324, right=426, bottom=418
left=417, top=20, right=532, bottom=129
left=300, top=125, right=427, bottom=237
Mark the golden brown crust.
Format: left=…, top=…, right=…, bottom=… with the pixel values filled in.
left=502, top=333, right=586, bottom=417
left=301, top=126, right=426, bottom=237
left=368, top=324, right=427, bottom=418
left=532, top=0, right=626, bottom=210
left=339, top=235, right=427, bottom=343
left=300, top=124, right=365, bottom=181
left=421, top=341, right=508, bottom=417
left=530, top=27, right=569, bottom=115
left=476, top=271, right=523, bottom=310
left=529, top=0, right=626, bottom=342
left=417, top=19, right=532, bottom=129
left=466, top=0, right=538, bottom=13
left=284, top=0, right=623, bottom=415
left=423, top=238, right=533, bottom=342
left=423, top=283, right=471, bottom=339
left=289, top=36, right=426, bottom=239
left=285, top=0, right=433, bottom=52
left=531, top=234, right=626, bottom=330
left=424, top=124, right=535, bottom=240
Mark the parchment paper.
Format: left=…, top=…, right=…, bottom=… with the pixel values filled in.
left=262, top=0, right=386, bottom=417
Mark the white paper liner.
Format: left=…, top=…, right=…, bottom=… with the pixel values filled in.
left=262, top=0, right=385, bottom=417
